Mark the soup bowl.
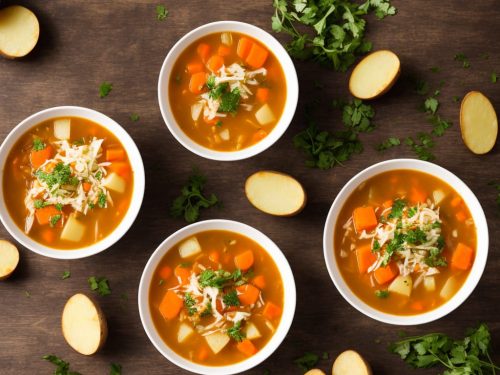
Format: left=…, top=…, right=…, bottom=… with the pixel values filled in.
left=323, top=159, right=488, bottom=325
left=0, top=106, right=145, bottom=259
left=158, top=21, right=299, bottom=161
left=138, top=219, right=296, bottom=374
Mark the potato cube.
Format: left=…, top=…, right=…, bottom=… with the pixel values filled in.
left=255, top=104, right=275, bottom=125
left=388, top=275, right=412, bottom=297
left=102, top=172, right=125, bottom=193
left=54, top=118, right=71, bottom=140
left=177, top=323, right=194, bottom=343
left=440, top=277, right=458, bottom=300
left=245, top=322, right=261, bottom=340
left=205, top=331, right=230, bottom=354
left=61, top=215, right=85, bottom=242
left=178, top=237, right=201, bottom=259
left=424, top=276, right=436, bottom=292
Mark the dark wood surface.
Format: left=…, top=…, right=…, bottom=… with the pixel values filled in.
left=1, top=1, right=499, bottom=374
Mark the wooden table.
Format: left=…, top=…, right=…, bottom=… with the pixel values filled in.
left=1, top=1, right=499, bottom=374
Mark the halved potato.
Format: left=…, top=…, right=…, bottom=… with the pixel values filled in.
left=460, top=91, right=498, bottom=154
left=306, top=370, right=326, bottom=375
left=245, top=171, right=306, bottom=216
left=0, top=240, right=19, bottom=280
left=0, top=5, right=40, bottom=58
left=349, top=50, right=400, bottom=100
left=178, top=236, right=202, bottom=258
left=332, top=350, right=372, bottom=375
left=177, top=323, right=194, bottom=343
left=62, top=293, right=107, bottom=355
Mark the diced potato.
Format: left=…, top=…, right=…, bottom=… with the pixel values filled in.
left=205, top=331, right=230, bottom=354
left=388, top=275, right=412, bottom=297
left=54, top=118, right=71, bottom=140
left=424, top=276, right=436, bottom=292
left=245, top=322, right=262, bottom=340
left=221, top=32, right=233, bottom=46
left=102, top=172, right=125, bottom=193
left=61, top=215, right=85, bottom=242
left=255, top=104, right=275, bottom=125
left=178, top=237, right=201, bottom=258
left=432, top=189, right=446, bottom=205
left=219, top=128, right=230, bottom=141
left=177, top=323, right=194, bottom=343
left=440, top=276, right=458, bottom=300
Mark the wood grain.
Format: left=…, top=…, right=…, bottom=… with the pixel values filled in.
left=0, top=0, right=499, bottom=374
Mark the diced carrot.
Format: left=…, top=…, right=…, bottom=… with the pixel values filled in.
left=217, top=45, right=231, bottom=57
left=236, top=284, right=260, bottom=306
left=450, top=196, right=462, bottom=207
left=356, top=244, right=377, bottom=274
left=255, top=87, right=270, bottom=103
left=197, top=346, right=210, bottom=361
left=82, top=182, right=92, bottom=192
left=353, top=206, right=378, bottom=233
left=203, top=115, right=218, bottom=125
left=215, top=299, right=224, bottom=314
left=262, top=301, right=282, bottom=320
left=251, top=129, right=267, bottom=143
left=382, top=199, right=393, bottom=209
left=234, top=250, right=254, bottom=271
left=410, top=188, right=427, bottom=204
left=187, top=62, right=204, bottom=74
left=158, top=266, right=172, bottom=280
left=189, top=72, right=207, bottom=94
left=237, top=339, right=257, bottom=357
left=107, top=162, right=131, bottom=179
left=252, top=275, right=266, bottom=289
left=158, top=290, right=183, bottom=320
left=456, top=211, right=467, bottom=222
left=197, top=43, right=211, bottom=63
left=174, top=265, right=191, bottom=285
left=414, top=264, right=421, bottom=272
left=40, top=228, right=56, bottom=243
left=245, top=43, right=269, bottom=69
left=106, top=148, right=126, bottom=162
left=451, top=243, right=474, bottom=270
left=410, top=301, right=424, bottom=311
left=237, top=37, right=253, bottom=60
left=30, top=145, right=53, bottom=169
left=374, top=263, right=399, bottom=284
left=35, top=205, right=61, bottom=226
left=207, top=54, right=224, bottom=73
left=209, top=251, right=220, bottom=263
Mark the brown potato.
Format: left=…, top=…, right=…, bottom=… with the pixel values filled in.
left=245, top=171, right=307, bottom=216
left=0, top=5, right=40, bottom=58
left=0, top=240, right=19, bottom=280
left=332, top=350, right=372, bottom=375
left=62, top=293, right=108, bottom=355
left=460, top=91, right=498, bottom=154
left=349, top=50, right=401, bottom=100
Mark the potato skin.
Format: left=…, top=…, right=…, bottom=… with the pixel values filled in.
left=0, top=240, right=19, bottom=281
left=244, top=170, right=307, bottom=217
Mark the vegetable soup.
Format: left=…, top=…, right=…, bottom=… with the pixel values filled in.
left=149, top=230, right=284, bottom=366
left=169, top=32, right=286, bottom=151
left=3, top=117, right=133, bottom=249
left=334, top=170, right=476, bottom=315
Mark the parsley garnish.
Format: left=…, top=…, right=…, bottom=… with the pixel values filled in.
left=454, top=52, right=470, bottom=68
left=110, top=363, right=122, bottom=375
left=198, top=269, right=243, bottom=289
left=425, top=246, right=447, bottom=267
left=492, top=72, right=498, bottom=83
left=407, top=206, right=418, bottom=218
left=43, top=354, right=82, bottom=375
left=272, top=0, right=396, bottom=72
left=375, top=290, right=389, bottom=299
left=62, top=271, right=71, bottom=280
left=170, top=169, right=219, bottom=223
left=34, top=200, right=48, bottom=209
left=36, top=163, right=72, bottom=189
left=405, top=133, right=436, bottom=161
left=377, top=137, right=400, bottom=151
left=130, top=113, right=140, bottom=121
left=95, top=171, right=102, bottom=180
left=388, top=199, right=406, bottom=219
left=99, top=82, right=113, bottom=98
left=219, top=88, right=241, bottom=113
left=33, top=138, right=46, bottom=151
left=227, top=321, right=246, bottom=342
left=200, top=301, right=212, bottom=317
left=184, top=293, right=197, bottom=316
left=156, top=4, right=168, bottom=20
left=98, top=192, right=107, bottom=208
left=294, top=352, right=319, bottom=372
left=372, top=239, right=381, bottom=252
left=88, top=276, right=111, bottom=296
left=55, top=203, right=63, bottom=211
left=223, top=290, right=240, bottom=307
left=49, top=214, right=62, bottom=227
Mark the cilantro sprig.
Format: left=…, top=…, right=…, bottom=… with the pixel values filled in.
left=43, top=354, right=81, bottom=375
left=99, top=82, right=113, bottom=98
left=227, top=320, right=245, bottom=342
left=33, top=138, right=46, bottom=151
left=156, top=4, right=168, bottom=21
left=88, top=276, right=111, bottom=296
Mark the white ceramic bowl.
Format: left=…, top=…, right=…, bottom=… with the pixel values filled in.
left=138, top=219, right=296, bottom=374
left=0, top=106, right=145, bottom=259
left=323, top=159, right=488, bottom=325
left=158, top=21, right=299, bottom=161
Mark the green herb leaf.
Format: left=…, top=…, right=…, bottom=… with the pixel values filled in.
left=98, top=192, right=107, bottom=208
left=49, top=214, right=62, bottom=228
left=110, top=363, right=122, bottom=375
left=375, top=290, right=389, bottom=298
left=156, top=4, right=168, bottom=20
left=377, top=137, right=401, bottom=151
left=130, top=113, right=140, bottom=121
left=200, top=301, right=213, bottom=317
left=227, top=320, right=246, bottom=342
left=452, top=95, right=461, bottom=103
left=34, top=200, right=48, bottom=209
left=184, top=293, right=197, bottom=316
left=388, top=199, right=406, bottom=219
left=219, top=88, right=241, bottom=113
left=88, top=276, right=111, bottom=296
left=36, top=163, right=72, bottom=188
left=62, top=271, right=71, bottom=280
left=33, top=138, right=46, bottom=151
left=223, top=290, right=240, bottom=307
left=99, top=82, right=113, bottom=98
left=43, top=354, right=82, bottom=375
left=454, top=52, right=470, bottom=68
left=294, top=352, right=319, bottom=372
left=491, top=72, right=498, bottom=83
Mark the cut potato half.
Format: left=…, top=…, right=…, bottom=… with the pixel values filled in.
left=306, top=370, right=326, bottom=375
left=0, top=240, right=19, bottom=280
left=62, top=293, right=107, bottom=355
left=245, top=171, right=306, bottom=216
left=332, top=350, right=372, bottom=375
left=0, top=6, right=40, bottom=58
left=460, top=91, right=498, bottom=154
left=349, top=50, right=400, bottom=100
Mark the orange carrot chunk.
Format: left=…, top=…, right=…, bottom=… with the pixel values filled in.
left=236, top=339, right=257, bottom=357
left=451, top=243, right=474, bottom=270
left=236, top=284, right=260, bottom=306
left=197, top=43, right=211, bottom=63
left=410, top=301, right=424, bottom=311
left=256, top=87, right=270, bottom=103
left=35, top=205, right=61, bottom=226
left=245, top=43, right=269, bottom=69
left=234, top=250, right=254, bottom=271
left=207, top=54, right=224, bottom=73
left=251, top=275, right=266, bottom=289
left=30, top=145, right=53, bottom=169
left=158, top=290, right=183, bottom=320
left=158, top=266, right=172, bottom=280
left=174, top=265, right=191, bottom=285
left=262, top=301, right=282, bottom=320
left=382, top=199, right=393, bottom=208
left=410, top=188, right=427, bottom=204
left=237, top=37, right=253, bottom=60
left=356, top=244, right=377, bottom=274
left=82, top=182, right=92, bottom=192
left=353, top=206, right=378, bottom=233
left=106, top=148, right=126, bottom=162
left=40, top=228, right=56, bottom=243
left=455, top=211, right=467, bottom=222
left=189, top=72, right=207, bottom=94
left=209, top=251, right=220, bottom=263
left=374, top=263, right=399, bottom=284
left=107, top=162, right=131, bottom=179
left=251, top=129, right=267, bottom=143
left=450, top=196, right=462, bottom=207
left=217, top=45, right=231, bottom=57
left=187, top=62, right=204, bottom=74
left=197, top=346, right=210, bottom=361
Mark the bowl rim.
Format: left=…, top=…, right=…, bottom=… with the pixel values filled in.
left=323, top=158, right=489, bottom=325
left=137, top=219, right=296, bottom=374
left=0, top=106, right=145, bottom=259
left=157, top=20, right=299, bottom=161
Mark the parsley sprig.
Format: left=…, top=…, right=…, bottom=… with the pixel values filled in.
left=88, top=276, right=111, bottom=296
left=99, top=82, right=112, bottom=98
left=227, top=320, right=246, bottom=342
left=207, top=75, right=241, bottom=114
left=33, top=138, right=46, bottom=151
left=43, top=354, right=81, bottom=375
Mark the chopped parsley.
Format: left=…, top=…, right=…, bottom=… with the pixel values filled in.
left=375, top=290, right=390, bottom=299
left=35, top=163, right=72, bottom=189
left=198, top=269, right=243, bottom=290
left=184, top=293, right=197, bottom=316
left=110, top=363, right=122, bottom=375
left=407, top=206, right=418, bottom=218
left=98, top=192, right=107, bottom=208
left=156, top=4, right=168, bottom=20
left=206, top=76, right=241, bottom=114
left=61, top=271, right=71, bottom=280
left=49, top=214, right=62, bottom=227
left=454, top=52, right=470, bottom=68
left=88, top=276, right=111, bottom=296
left=42, top=354, right=81, bottom=375
left=33, top=138, right=46, bottom=151
left=227, top=321, right=245, bottom=342
left=377, top=137, right=400, bottom=151
left=34, top=200, right=48, bottom=209
left=95, top=171, right=102, bottom=180
left=200, top=301, right=212, bottom=317
left=223, top=290, right=240, bottom=307
left=215, top=120, right=223, bottom=127
left=294, top=352, right=319, bottom=372
left=130, top=113, right=140, bottom=121
left=388, top=199, right=406, bottom=219
left=492, top=72, right=498, bottom=83
left=99, top=82, right=113, bottom=98
left=55, top=203, right=63, bottom=211
left=372, top=239, right=381, bottom=252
